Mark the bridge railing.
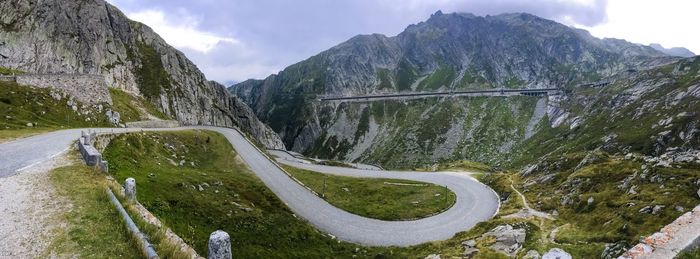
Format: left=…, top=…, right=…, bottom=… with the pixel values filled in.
left=319, top=88, right=562, bottom=102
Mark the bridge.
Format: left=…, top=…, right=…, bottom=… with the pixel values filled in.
left=319, top=88, right=562, bottom=102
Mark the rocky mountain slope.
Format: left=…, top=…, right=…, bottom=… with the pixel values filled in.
left=650, top=43, right=696, bottom=58
left=0, top=0, right=284, bottom=149
left=231, top=12, right=700, bottom=257
left=231, top=11, right=686, bottom=166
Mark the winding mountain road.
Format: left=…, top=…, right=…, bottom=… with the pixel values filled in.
left=0, top=126, right=500, bottom=246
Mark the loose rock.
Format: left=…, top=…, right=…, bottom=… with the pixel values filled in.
left=652, top=205, right=665, bottom=215
left=542, top=248, right=572, bottom=259
left=601, top=242, right=628, bottom=259
left=483, top=224, right=526, bottom=257
left=524, top=250, right=541, bottom=259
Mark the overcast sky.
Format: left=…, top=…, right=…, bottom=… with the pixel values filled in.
left=106, top=0, right=699, bottom=84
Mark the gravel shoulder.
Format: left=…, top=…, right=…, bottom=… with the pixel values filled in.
left=0, top=152, right=71, bottom=258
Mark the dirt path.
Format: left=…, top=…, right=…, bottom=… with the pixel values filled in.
left=502, top=183, right=554, bottom=220
left=0, top=153, right=71, bottom=258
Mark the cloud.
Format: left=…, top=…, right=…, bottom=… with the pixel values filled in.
left=106, top=0, right=616, bottom=83
left=381, top=0, right=609, bottom=27
left=178, top=41, right=281, bottom=83
left=126, top=9, right=240, bottom=53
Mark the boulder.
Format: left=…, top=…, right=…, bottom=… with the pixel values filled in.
left=424, top=254, right=441, bottom=259
left=461, top=239, right=476, bottom=248
left=639, top=206, right=653, bottom=214
left=601, top=242, right=628, bottom=259
left=106, top=109, right=120, bottom=124
left=483, top=225, right=526, bottom=257
left=652, top=205, right=665, bottom=215
left=524, top=250, right=541, bottom=259
left=463, top=247, right=479, bottom=257
left=542, top=248, right=572, bottom=259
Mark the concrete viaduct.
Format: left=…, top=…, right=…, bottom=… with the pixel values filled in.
left=319, top=88, right=562, bottom=102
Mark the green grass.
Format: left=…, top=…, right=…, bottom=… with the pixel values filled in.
left=677, top=248, right=700, bottom=259
left=99, top=130, right=700, bottom=258
left=324, top=96, right=539, bottom=169
left=417, top=66, right=457, bottom=91
left=104, top=130, right=407, bottom=258
left=109, top=88, right=169, bottom=122
left=396, top=60, right=418, bottom=91
left=0, top=80, right=111, bottom=131
left=435, top=160, right=492, bottom=173
left=376, top=68, right=393, bottom=90
left=108, top=184, right=194, bottom=259
left=500, top=154, right=700, bottom=258
left=132, top=43, right=172, bottom=100
left=283, top=165, right=456, bottom=221
left=0, top=128, right=57, bottom=143
left=458, top=69, right=491, bottom=90
left=0, top=66, right=25, bottom=75
left=46, top=156, right=142, bottom=258
left=109, top=88, right=142, bottom=122
left=101, top=130, right=522, bottom=258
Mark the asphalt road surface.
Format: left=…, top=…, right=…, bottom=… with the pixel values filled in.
left=0, top=126, right=500, bottom=246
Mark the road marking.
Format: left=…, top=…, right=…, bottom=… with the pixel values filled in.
left=15, top=146, right=70, bottom=173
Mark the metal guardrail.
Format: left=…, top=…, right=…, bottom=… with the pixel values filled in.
left=106, top=188, right=159, bottom=259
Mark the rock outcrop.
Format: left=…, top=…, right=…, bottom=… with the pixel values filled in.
left=482, top=224, right=526, bottom=257
left=0, top=0, right=284, bottom=149
left=542, top=248, right=572, bottom=259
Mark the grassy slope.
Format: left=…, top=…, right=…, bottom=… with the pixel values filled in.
left=512, top=58, right=700, bottom=168
left=109, top=88, right=169, bottom=122
left=0, top=81, right=112, bottom=141
left=104, top=131, right=402, bottom=258
left=677, top=249, right=700, bottom=259
left=0, top=66, right=25, bottom=75
left=103, top=130, right=551, bottom=258
left=310, top=96, right=539, bottom=169
left=517, top=154, right=699, bottom=257
left=47, top=157, right=142, bottom=258
left=100, top=129, right=698, bottom=258
left=283, top=165, right=456, bottom=221
left=0, top=79, right=171, bottom=143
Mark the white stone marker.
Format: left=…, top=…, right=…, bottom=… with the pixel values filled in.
left=125, top=178, right=136, bottom=201
left=208, top=230, right=232, bottom=259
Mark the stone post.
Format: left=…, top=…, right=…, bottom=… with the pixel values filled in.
left=208, top=230, right=232, bottom=259
left=125, top=178, right=136, bottom=201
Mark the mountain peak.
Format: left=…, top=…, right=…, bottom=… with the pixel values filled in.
left=649, top=43, right=696, bottom=58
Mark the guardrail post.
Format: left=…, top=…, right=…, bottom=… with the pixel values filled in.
left=125, top=178, right=136, bottom=201
left=208, top=230, right=232, bottom=259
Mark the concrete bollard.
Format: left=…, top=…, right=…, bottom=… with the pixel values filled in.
left=125, top=178, right=136, bottom=201
left=208, top=230, right=232, bottom=259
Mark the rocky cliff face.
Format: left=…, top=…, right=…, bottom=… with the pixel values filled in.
left=0, top=0, right=284, bottom=149
left=231, top=11, right=683, bottom=166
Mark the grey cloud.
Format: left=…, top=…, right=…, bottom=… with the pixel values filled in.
left=108, top=0, right=610, bottom=82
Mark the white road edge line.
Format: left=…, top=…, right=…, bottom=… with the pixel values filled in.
left=15, top=146, right=70, bottom=173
